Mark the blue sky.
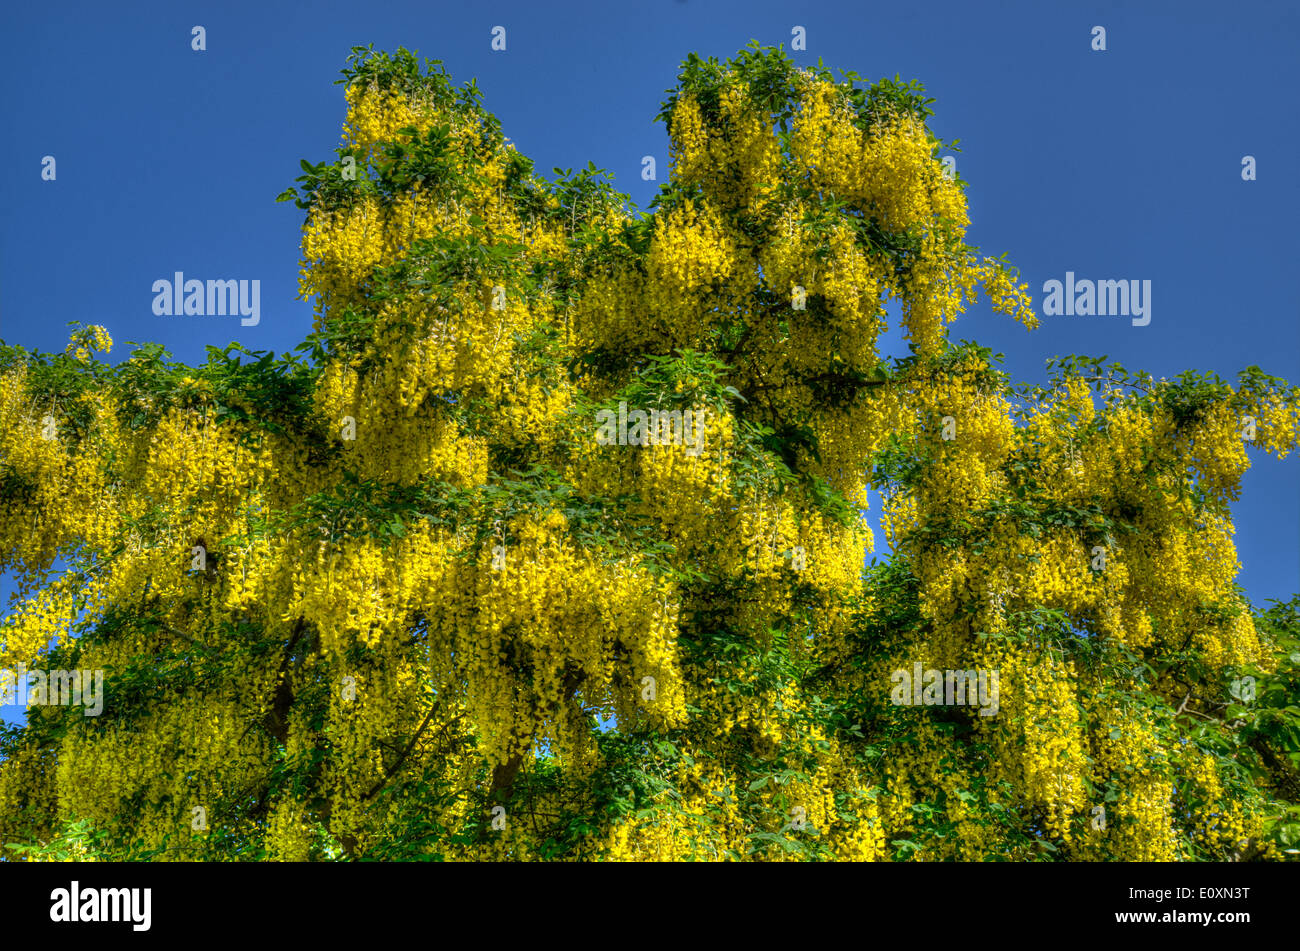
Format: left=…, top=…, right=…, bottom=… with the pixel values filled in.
left=1, top=0, right=1297, bottom=724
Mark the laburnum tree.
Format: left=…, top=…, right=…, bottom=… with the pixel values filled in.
left=2, top=44, right=1299, bottom=862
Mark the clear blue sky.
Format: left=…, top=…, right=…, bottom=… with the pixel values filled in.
left=1, top=0, right=1297, bottom=707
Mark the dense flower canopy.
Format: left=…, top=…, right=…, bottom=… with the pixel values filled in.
left=1, top=44, right=1298, bottom=861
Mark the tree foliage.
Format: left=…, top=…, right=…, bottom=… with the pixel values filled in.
left=1, top=45, right=1298, bottom=861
